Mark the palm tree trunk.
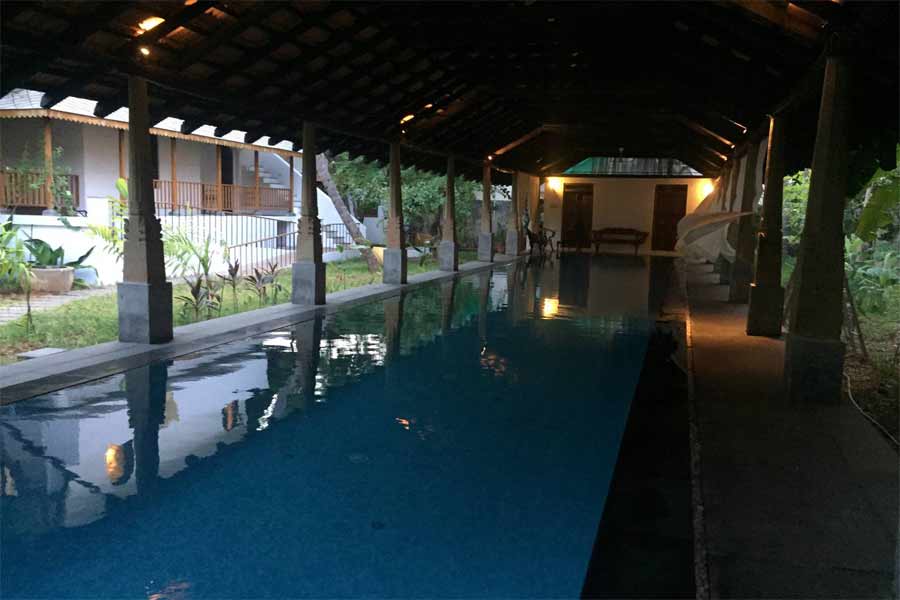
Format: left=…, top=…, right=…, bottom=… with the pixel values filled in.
left=315, top=153, right=379, bottom=273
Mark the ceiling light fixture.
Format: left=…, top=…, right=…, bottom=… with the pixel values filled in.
left=138, top=16, right=165, bottom=32
left=139, top=46, right=151, bottom=56
left=400, top=114, right=415, bottom=124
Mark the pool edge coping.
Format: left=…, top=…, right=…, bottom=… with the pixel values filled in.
left=0, top=257, right=524, bottom=405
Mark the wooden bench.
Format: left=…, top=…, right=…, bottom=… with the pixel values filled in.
left=591, top=228, right=649, bottom=256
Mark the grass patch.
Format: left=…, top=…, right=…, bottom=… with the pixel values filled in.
left=0, top=251, right=477, bottom=364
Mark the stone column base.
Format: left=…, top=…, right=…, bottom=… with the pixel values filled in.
left=383, top=247, right=407, bottom=284
left=477, top=232, right=494, bottom=262
left=292, top=260, right=326, bottom=305
left=117, top=281, right=173, bottom=344
left=728, top=261, right=753, bottom=303
left=785, top=333, right=845, bottom=404
left=716, top=257, right=732, bottom=284
left=438, top=240, right=458, bottom=271
left=505, top=230, right=520, bottom=257
left=746, top=284, right=785, bottom=337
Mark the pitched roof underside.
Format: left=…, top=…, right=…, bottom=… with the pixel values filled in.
left=1, top=1, right=897, bottom=183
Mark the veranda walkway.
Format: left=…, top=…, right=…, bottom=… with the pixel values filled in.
left=685, top=262, right=898, bottom=598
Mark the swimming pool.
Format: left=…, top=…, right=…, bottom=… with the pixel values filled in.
left=1, top=257, right=658, bottom=598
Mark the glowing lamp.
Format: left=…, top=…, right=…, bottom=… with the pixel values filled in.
left=542, top=298, right=559, bottom=318
left=701, top=181, right=715, bottom=198
left=139, top=46, right=151, bottom=56
left=546, top=177, right=563, bottom=193
left=400, top=114, right=415, bottom=124
left=138, top=16, right=165, bottom=32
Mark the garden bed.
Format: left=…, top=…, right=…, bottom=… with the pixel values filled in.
left=0, top=252, right=475, bottom=365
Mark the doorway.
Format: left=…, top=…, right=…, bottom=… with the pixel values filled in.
left=561, top=183, right=593, bottom=251
left=651, top=185, right=687, bottom=251
left=220, top=147, right=234, bottom=184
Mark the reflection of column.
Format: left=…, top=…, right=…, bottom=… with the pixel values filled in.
left=125, top=363, right=168, bottom=496
left=384, top=295, right=405, bottom=362
left=440, top=279, right=456, bottom=335
left=477, top=271, right=490, bottom=342
left=282, top=315, right=323, bottom=411
left=506, top=262, right=521, bottom=322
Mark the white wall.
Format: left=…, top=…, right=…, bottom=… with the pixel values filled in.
left=542, top=176, right=713, bottom=254
left=157, top=138, right=215, bottom=184
left=82, top=125, right=122, bottom=200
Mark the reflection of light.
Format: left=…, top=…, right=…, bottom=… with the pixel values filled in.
left=105, top=445, right=125, bottom=481
left=257, top=393, right=279, bottom=432
left=2, top=465, right=17, bottom=496
left=138, top=16, right=165, bottom=32
left=542, top=298, right=559, bottom=318
left=701, top=181, right=715, bottom=198
left=547, top=177, right=563, bottom=193
left=396, top=417, right=411, bottom=430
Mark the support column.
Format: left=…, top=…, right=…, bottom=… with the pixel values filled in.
left=747, top=114, right=786, bottom=336
left=478, top=161, right=494, bottom=262
left=718, top=160, right=741, bottom=283
left=384, top=142, right=407, bottom=284
left=170, top=138, right=178, bottom=210
left=117, top=76, right=172, bottom=344
left=254, top=150, right=260, bottom=210
left=215, top=145, right=223, bottom=211
left=785, top=46, right=851, bottom=404
left=42, top=118, right=54, bottom=213
left=292, top=122, right=326, bottom=304
left=728, top=139, right=761, bottom=302
left=505, top=171, right=520, bottom=256
left=288, top=155, right=295, bottom=213
left=439, top=156, right=459, bottom=271
left=117, top=129, right=126, bottom=200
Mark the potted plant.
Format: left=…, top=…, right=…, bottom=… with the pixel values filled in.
left=23, top=238, right=94, bottom=294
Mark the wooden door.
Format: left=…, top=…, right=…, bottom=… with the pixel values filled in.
left=561, top=184, right=593, bottom=250
left=651, top=184, right=687, bottom=251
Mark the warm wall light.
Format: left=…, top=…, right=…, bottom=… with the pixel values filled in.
left=400, top=114, right=415, bottom=124
left=424, top=103, right=433, bottom=109
left=546, top=177, right=563, bottom=193
left=138, top=16, right=165, bottom=32
left=701, top=180, right=715, bottom=198
left=542, top=298, right=559, bottom=318
left=139, top=46, right=151, bottom=56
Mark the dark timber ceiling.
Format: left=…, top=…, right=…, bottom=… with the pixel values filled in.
left=1, top=1, right=897, bottom=181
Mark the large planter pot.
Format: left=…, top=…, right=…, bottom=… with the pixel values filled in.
left=31, top=267, right=74, bottom=294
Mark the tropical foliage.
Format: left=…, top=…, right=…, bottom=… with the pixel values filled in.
left=330, top=153, right=481, bottom=246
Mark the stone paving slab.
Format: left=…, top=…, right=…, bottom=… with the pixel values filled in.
left=684, top=262, right=898, bottom=599
left=0, top=286, right=116, bottom=325
left=0, top=258, right=516, bottom=405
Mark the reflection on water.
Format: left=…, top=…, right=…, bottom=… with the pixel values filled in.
left=1, top=256, right=662, bottom=599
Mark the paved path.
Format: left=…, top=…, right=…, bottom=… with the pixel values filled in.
left=685, top=262, right=898, bottom=598
left=0, top=286, right=115, bottom=325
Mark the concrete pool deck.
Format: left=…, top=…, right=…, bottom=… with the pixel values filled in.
left=684, top=261, right=898, bottom=598
left=0, top=258, right=520, bottom=405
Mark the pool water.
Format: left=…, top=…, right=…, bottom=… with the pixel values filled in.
left=1, top=257, right=657, bottom=598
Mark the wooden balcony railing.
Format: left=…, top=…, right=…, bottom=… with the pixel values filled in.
left=153, top=179, right=292, bottom=214
left=0, top=171, right=80, bottom=210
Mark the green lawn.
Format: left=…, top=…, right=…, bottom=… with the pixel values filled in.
left=0, top=252, right=476, bottom=364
